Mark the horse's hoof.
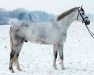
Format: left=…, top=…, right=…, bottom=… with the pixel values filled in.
left=54, top=67, right=58, bottom=70
left=9, top=67, right=15, bottom=73
left=53, top=66, right=58, bottom=70
left=17, top=67, right=22, bottom=71
left=61, top=67, right=65, bottom=70
left=10, top=69, right=15, bottom=73
left=18, top=68, right=22, bottom=71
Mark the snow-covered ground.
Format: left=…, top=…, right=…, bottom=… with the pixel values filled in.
left=0, top=22, right=94, bottom=75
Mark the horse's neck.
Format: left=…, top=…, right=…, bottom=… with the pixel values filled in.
left=56, top=11, right=78, bottom=33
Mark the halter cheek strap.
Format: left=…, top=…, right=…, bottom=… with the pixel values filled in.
left=77, top=9, right=88, bottom=23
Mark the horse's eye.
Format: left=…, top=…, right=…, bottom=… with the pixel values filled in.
left=82, top=12, right=84, bottom=15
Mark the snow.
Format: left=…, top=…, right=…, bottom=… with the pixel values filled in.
left=0, top=22, right=94, bottom=75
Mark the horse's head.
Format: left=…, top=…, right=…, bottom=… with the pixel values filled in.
left=77, top=6, right=90, bottom=25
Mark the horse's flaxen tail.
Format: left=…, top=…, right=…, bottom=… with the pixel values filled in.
left=10, top=28, right=13, bottom=53
left=9, top=27, right=17, bottom=66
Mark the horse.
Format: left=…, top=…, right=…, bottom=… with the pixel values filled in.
left=9, top=6, right=90, bottom=73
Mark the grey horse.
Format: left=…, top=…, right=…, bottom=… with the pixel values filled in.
left=9, top=7, right=90, bottom=73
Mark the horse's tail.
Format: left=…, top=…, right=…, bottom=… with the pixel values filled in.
left=9, top=27, right=17, bottom=66
left=10, top=27, right=13, bottom=52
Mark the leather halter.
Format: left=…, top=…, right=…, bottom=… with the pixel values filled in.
left=77, top=9, right=88, bottom=23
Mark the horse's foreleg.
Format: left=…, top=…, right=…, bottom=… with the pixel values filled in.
left=53, top=44, right=58, bottom=69
left=59, top=44, right=65, bottom=70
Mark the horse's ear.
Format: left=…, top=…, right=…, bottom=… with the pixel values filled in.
left=80, top=5, right=83, bottom=9
left=80, top=5, right=85, bottom=12
left=81, top=5, right=83, bottom=8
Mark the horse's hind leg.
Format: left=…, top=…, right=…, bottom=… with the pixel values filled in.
left=9, top=42, right=23, bottom=72
left=53, top=44, right=59, bottom=69
left=9, top=50, right=16, bottom=73
left=13, top=51, right=22, bottom=71
left=59, top=44, right=65, bottom=70
left=9, top=34, right=24, bottom=72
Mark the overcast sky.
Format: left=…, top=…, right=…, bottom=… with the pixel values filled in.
left=0, top=0, right=94, bottom=14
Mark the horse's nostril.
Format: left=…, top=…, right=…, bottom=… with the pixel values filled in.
left=87, top=21, right=90, bottom=25
left=88, top=21, right=90, bottom=24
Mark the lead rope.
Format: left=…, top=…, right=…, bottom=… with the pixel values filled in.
left=77, top=9, right=94, bottom=38
left=85, top=25, right=94, bottom=38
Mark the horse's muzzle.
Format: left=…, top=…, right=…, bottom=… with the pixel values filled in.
left=85, top=20, right=90, bottom=25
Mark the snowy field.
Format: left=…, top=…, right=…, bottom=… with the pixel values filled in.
left=0, top=22, right=94, bottom=75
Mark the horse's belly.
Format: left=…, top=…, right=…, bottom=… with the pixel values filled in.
left=26, top=36, right=50, bottom=44
left=29, top=40, right=51, bottom=44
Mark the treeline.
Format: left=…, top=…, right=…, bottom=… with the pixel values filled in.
left=0, top=8, right=54, bottom=25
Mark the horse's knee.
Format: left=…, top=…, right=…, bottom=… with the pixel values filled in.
left=54, top=51, right=57, bottom=59
left=53, top=45, right=59, bottom=59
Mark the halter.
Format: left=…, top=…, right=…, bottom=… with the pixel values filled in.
left=77, top=9, right=88, bottom=23
left=77, top=8, right=94, bottom=38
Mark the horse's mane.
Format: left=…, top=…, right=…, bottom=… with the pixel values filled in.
left=57, top=7, right=80, bottom=21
